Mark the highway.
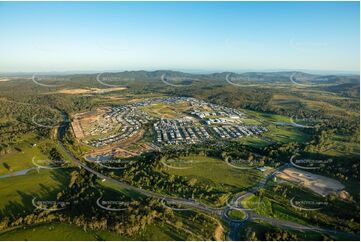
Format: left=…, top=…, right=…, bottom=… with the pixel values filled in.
left=57, top=114, right=357, bottom=241
left=58, top=117, right=224, bottom=217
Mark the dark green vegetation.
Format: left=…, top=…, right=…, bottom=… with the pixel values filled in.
left=0, top=222, right=192, bottom=241
left=0, top=168, right=220, bottom=240
left=0, top=169, right=72, bottom=217
left=0, top=70, right=359, bottom=240
left=243, top=179, right=359, bottom=234
left=238, top=221, right=342, bottom=241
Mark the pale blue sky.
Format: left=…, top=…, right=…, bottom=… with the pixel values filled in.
left=0, top=2, right=359, bottom=73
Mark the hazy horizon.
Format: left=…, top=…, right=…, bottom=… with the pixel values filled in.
left=0, top=68, right=359, bottom=76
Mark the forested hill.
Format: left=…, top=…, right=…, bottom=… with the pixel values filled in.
left=1, top=70, right=359, bottom=85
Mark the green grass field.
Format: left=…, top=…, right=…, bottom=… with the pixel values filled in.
left=315, top=134, right=359, bottom=157
left=139, top=102, right=190, bottom=119
left=264, top=125, right=312, bottom=143
left=0, top=132, right=76, bottom=176
left=0, top=169, right=72, bottom=217
left=0, top=222, right=187, bottom=241
left=237, top=109, right=313, bottom=148
left=242, top=178, right=331, bottom=225
left=0, top=137, right=49, bottom=176
left=162, top=155, right=263, bottom=194
left=242, top=194, right=309, bottom=225
left=243, top=177, right=360, bottom=235
left=98, top=179, right=145, bottom=200
left=227, top=209, right=246, bottom=220
left=242, top=109, right=291, bottom=123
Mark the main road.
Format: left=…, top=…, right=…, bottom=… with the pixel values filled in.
left=57, top=113, right=356, bottom=240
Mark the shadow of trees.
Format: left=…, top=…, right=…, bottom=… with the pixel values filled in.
left=0, top=168, right=73, bottom=219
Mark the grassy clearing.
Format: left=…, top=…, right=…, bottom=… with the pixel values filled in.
left=263, top=125, right=311, bottom=143
left=0, top=137, right=50, bottom=176
left=163, top=155, right=262, bottom=193
left=227, top=209, right=246, bottom=220
left=0, top=131, right=75, bottom=176
left=243, top=110, right=291, bottom=123
left=241, top=117, right=262, bottom=125
left=242, top=194, right=309, bottom=225
left=243, top=178, right=359, bottom=234
left=238, top=136, right=273, bottom=148
left=0, top=223, right=118, bottom=241
left=318, top=134, right=359, bottom=157
left=238, top=124, right=311, bottom=148
left=139, top=102, right=190, bottom=119
left=238, top=109, right=312, bottom=147
left=270, top=92, right=358, bottom=118
left=0, top=169, right=72, bottom=216
left=0, top=222, right=187, bottom=241
left=98, top=179, right=145, bottom=200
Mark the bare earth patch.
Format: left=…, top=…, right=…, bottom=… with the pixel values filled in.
left=276, top=167, right=345, bottom=196
left=56, top=87, right=127, bottom=94
left=71, top=108, right=109, bottom=139
left=214, top=224, right=224, bottom=241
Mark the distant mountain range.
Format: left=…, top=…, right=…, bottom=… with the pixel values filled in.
left=1, top=70, right=359, bottom=85
left=93, top=70, right=360, bottom=85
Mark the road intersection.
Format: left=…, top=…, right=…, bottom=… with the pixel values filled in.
left=57, top=114, right=356, bottom=240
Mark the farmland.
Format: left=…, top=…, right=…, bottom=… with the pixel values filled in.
left=0, top=70, right=358, bottom=241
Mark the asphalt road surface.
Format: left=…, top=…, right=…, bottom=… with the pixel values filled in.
left=57, top=114, right=357, bottom=241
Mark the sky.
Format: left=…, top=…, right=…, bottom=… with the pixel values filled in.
left=0, top=1, right=359, bottom=74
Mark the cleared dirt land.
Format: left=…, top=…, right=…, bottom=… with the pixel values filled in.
left=139, top=102, right=192, bottom=119
left=55, top=87, right=127, bottom=94
left=71, top=108, right=110, bottom=140
left=276, top=167, right=345, bottom=196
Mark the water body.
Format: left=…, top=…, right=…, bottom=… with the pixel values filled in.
left=85, top=155, right=114, bottom=162
left=272, top=121, right=300, bottom=127
left=0, top=167, right=36, bottom=179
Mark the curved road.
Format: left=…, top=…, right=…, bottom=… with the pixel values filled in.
left=57, top=114, right=357, bottom=241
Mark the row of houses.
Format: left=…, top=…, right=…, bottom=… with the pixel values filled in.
left=85, top=106, right=152, bottom=147
left=82, top=97, right=268, bottom=148
left=212, top=125, right=267, bottom=139
left=154, top=119, right=267, bottom=146
left=154, top=119, right=211, bottom=145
